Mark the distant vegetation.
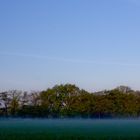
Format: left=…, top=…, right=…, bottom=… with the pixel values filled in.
left=0, top=84, right=140, bottom=118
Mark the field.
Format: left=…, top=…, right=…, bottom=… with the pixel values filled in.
left=0, top=119, right=140, bottom=140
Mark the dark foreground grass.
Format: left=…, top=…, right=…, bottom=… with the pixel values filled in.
left=0, top=119, right=140, bottom=140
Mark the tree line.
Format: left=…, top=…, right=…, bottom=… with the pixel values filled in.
left=0, top=84, right=140, bottom=118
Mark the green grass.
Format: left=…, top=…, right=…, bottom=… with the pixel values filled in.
left=0, top=119, right=140, bottom=140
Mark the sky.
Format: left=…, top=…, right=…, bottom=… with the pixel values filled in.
left=0, top=0, right=140, bottom=92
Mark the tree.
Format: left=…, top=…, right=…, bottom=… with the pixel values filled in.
left=0, top=91, right=10, bottom=116
left=9, top=90, right=21, bottom=116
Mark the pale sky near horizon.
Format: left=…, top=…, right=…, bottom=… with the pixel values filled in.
left=0, top=0, right=140, bottom=92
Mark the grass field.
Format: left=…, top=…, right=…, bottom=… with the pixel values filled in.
left=0, top=119, right=140, bottom=140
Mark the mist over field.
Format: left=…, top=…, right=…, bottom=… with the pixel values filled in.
left=1, top=118, right=140, bottom=140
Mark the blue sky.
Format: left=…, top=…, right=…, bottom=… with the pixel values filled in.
left=0, top=0, right=140, bottom=92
